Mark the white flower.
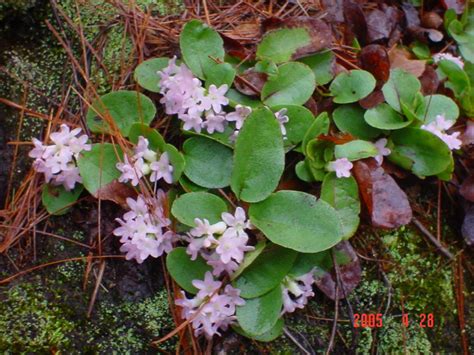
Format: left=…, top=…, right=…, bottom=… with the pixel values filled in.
left=274, top=108, right=289, bottom=138
left=29, top=124, right=90, bottom=190
left=421, top=114, right=462, bottom=150
left=374, top=138, right=391, bottom=165
left=215, top=229, right=253, bottom=264
left=433, top=52, right=464, bottom=69
left=199, top=84, right=229, bottom=113
left=225, top=105, right=252, bottom=130
left=221, top=207, right=252, bottom=237
left=327, top=158, right=353, bottom=178
left=281, top=272, right=315, bottom=315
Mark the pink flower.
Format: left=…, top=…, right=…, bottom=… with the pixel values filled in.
left=225, top=105, right=252, bottom=130
left=198, top=84, right=229, bottom=113
left=215, top=229, right=254, bottom=264
left=150, top=152, right=174, bottom=184
left=29, top=124, right=90, bottom=190
left=113, top=192, right=175, bottom=263
left=203, top=111, right=227, bottom=134
left=175, top=272, right=245, bottom=338
left=281, top=272, right=315, bottom=315
left=327, top=158, right=353, bottom=178
left=221, top=207, right=252, bottom=237
left=421, top=114, right=462, bottom=150
left=374, top=138, right=391, bottom=165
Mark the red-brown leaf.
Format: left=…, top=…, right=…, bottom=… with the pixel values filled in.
left=93, top=181, right=137, bottom=208
left=359, top=44, right=390, bottom=82
left=460, top=176, right=474, bottom=202
left=353, top=160, right=413, bottom=228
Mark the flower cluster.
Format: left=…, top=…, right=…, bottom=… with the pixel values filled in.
left=158, top=57, right=230, bottom=134
left=158, top=58, right=290, bottom=139
left=29, top=124, right=91, bottom=190
left=281, top=271, right=316, bottom=315
left=113, top=192, right=175, bottom=263
left=176, top=272, right=245, bottom=338
left=433, top=52, right=464, bottom=69
left=117, top=136, right=173, bottom=186
left=184, top=207, right=254, bottom=276
left=421, top=114, right=462, bottom=150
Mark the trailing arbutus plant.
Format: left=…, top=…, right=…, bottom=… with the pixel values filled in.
left=29, top=9, right=472, bottom=341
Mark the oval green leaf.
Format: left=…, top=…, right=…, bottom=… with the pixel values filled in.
left=183, top=137, right=233, bottom=188
left=332, top=105, right=381, bottom=140
left=231, top=107, right=285, bottom=203
left=334, top=140, right=378, bottom=161
left=382, top=69, right=421, bottom=112
left=42, top=184, right=83, bottom=215
left=86, top=91, right=156, bottom=136
left=256, top=28, right=311, bottom=64
left=302, top=112, right=329, bottom=156
left=171, top=192, right=227, bottom=226
left=390, top=128, right=452, bottom=176
left=299, top=50, right=335, bottom=85
left=77, top=143, right=122, bottom=195
left=233, top=318, right=284, bottom=342
left=261, top=62, right=316, bottom=106
left=415, top=94, right=460, bottom=124
left=233, top=244, right=296, bottom=298
left=249, top=190, right=343, bottom=253
left=364, top=103, right=413, bottom=130
left=134, top=57, right=170, bottom=92
left=180, top=20, right=225, bottom=81
left=236, top=286, right=283, bottom=336
left=166, top=247, right=212, bottom=294
left=329, top=70, right=376, bottom=104
left=321, top=173, right=360, bottom=240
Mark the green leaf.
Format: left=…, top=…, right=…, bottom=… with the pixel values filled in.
left=249, top=190, right=342, bottom=253
left=390, top=128, right=452, bottom=176
left=128, top=123, right=165, bottom=150
left=382, top=69, right=421, bottom=112
left=162, top=143, right=185, bottom=183
left=254, top=59, right=279, bottom=76
left=184, top=125, right=235, bottom=149
left=332, top=105, right=381, bottom=140
left=256, top=28, right=311, bottom=64
left=321, top=173, right=360, bottom=240
left=226, top=89, right=262, bottom=109
left=86, top=91, right=156, bottom=136
left=183, top=137, right=233, bottom=188
left=438, top=60, right=471, bottom=96
left=233, top=244, right=296, bottom=298
left=236, top=286, right=283, bottom=336
left=231, top=107, right=285, bottom=203
left=179, top=176, right=208, bottom=193
left=234, top=318, right=284, bottom=342
left=77, top=143, right=122, bottom=195
left=329, top=70, right=376, bottom=104
left=166, top=247, right=212, bottom=294
left=204, top=62, right=236, bottom=88
left=134, top=57, right=170, bottom=92
left=271, top=105, right=314, bottom=145
left=261, top=62, right=316, bottom=106
left=180, top=20, right=225, bottom=80
left=42, top=184, right=83, bottom=215
left=231, top=241, right=266, bottom=281
left=295, top=159, right=315, bottom=182
left=299, top=50, right=335, bottom=85
left=364, top=103, right=413, bottom=130
left=415, top=94, right=459, bottom=123
left=302, top=112, right=330, bottom=156
left=290, top=251, right=332, bottom=277
left=334, top=140, right=378, bottom=161
left=171, top=192, right=227, bottom=226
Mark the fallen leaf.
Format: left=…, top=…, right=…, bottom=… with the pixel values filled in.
left=359, top=89, right=385, bottom=109
left=421, top=11, right=443, bottom=29
left=221, top=33, right=251, bottom=60
left=353, top=159, right=413, bottom=228
left=93, top=180, right=137, bottom=208
left=343, top=0, right=368, bottom=45
left=234, top=69, right=266, bottom=96
left=365, top=6, right=400, bottom=43
left=314, top=241, right=361, bottom=300
left=460, top=176, right=474, bottom=202
left=462, top=204, right=474, bottom=246
left=388, top=47, right=426, bottom=77
left=359, top=44, right=390, bottom=82
left=442, top=0, right=466, bottom=15
left=420, top=65, right=440, bottom=95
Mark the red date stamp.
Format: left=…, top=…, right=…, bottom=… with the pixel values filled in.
left=353, top=313, right=434, bottom=328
